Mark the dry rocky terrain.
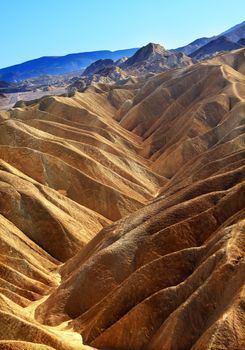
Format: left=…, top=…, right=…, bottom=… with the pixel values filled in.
left=69, top=43, right=193, bottom=91
left=0, top=48, right=244, bottom=350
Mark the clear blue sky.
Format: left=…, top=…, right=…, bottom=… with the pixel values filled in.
left=1, top=0, right=244, bottom=68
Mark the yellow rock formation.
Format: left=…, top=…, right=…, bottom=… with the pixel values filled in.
left=0, top=48, right=244, bottom=350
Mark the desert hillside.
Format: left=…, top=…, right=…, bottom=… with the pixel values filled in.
left=0, top=48, right=244, bottom=350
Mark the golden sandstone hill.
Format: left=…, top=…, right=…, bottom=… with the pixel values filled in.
left=0, top=48, right=244, bottom=350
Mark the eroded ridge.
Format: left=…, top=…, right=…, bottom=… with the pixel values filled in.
left=0, top=48, right=244, bottom=350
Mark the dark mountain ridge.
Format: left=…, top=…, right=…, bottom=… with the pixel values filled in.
left=0, top=48, right=138, bottom=82
left=190, top=35, right=243, bottom=60
left=174, top=20, right=245, bottom=55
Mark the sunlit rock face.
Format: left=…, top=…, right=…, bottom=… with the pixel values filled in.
left=0, top=48, right=244, bottom=350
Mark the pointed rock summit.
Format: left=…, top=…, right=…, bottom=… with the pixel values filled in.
left=125, top=43, right=168, bottom=65
left=119, top=42, right=192, bottom=74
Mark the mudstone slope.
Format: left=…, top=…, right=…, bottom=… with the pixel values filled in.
left=0, top=48, right=244, bottom=350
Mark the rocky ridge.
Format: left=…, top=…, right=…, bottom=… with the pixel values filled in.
left=69, top=43, right=193, bottom=91
left=0, top=48, right=244, bottom=350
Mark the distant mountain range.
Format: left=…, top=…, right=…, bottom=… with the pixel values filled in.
left=190, top=36, right=243, bottom=60
left=0, top=48, right=138, bottom=82
left=0, top=21, right=244, bottom=82
left=173, top=20, right=245, bottom=55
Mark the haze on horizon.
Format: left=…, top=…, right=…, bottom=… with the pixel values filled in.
left=1, top=0, right=245, bottom=68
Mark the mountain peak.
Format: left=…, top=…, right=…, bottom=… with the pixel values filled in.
left=135, top=42, right=167, bottom=57
left=145, top=42, right=167, bottom=53
left=125, top=42, right=168, bottom=66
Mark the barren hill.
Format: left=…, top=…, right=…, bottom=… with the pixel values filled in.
left=190, top=36, right=243, bottom=60
left=121, top=43, right=193, bottom=73
left=0, top=48, right=244, bottom=350
left=174, top=20, right=245, bottom=55
left=70, top=43, right=193, bottom=91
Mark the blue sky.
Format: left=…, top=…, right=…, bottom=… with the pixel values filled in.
left=1, top=0, right=244, bottom=68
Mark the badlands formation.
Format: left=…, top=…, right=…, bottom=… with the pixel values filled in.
left=69, top=43, right=193, bottom=89
left=0, top=48, right=244, bottom=350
